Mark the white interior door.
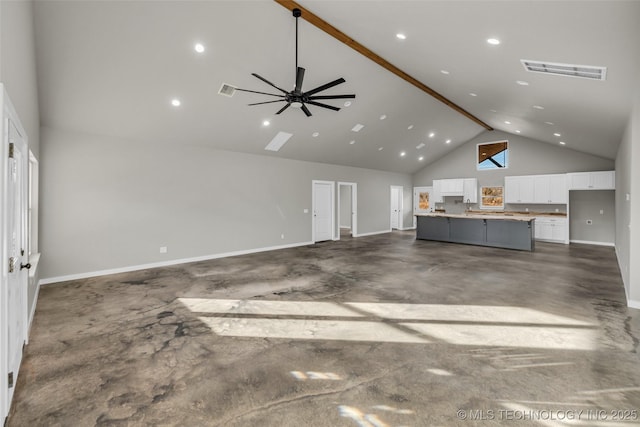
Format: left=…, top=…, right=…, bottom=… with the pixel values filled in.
left=313, top=181, right=334, bottom=242
left=390, top=186, right=403, bottom=230
left=5, top=120, right=29, bottom=411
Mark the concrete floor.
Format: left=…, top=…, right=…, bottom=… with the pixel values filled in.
left=9, top=231, right=640, bottom=426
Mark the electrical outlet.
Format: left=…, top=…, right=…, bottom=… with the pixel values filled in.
left=586, top=220, right=593, bottom=225
left=281, top=234, right=285, bottom=239
left=600, top=209, right=604, bottom=215
left=160, top=246, right=168, bottom=253
left=525, top=208, right=529, bottom=212
left=304, top=209, right=309, bottom=213
left=555, top=208, right=559, bottom=212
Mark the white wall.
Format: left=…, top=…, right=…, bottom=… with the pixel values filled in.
left=569, top=190, right=615, bottom=245
left=39, top=127, right=412, bottom=281
left=0, top=0, right=39, bottom=159
left=615, top=92, right=640, bottom=306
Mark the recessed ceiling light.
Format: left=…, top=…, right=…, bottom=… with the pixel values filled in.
left=504, top=121, right=511, bottom=125
left=487, top=38, right=501, bottom=45
left=490, top=109, right=497, bottom=113
left=554, top=132, right=561, bottom=137
left=349, top=140, right=355, bottom=145
left=396, top=33, right=406, bottom=40
left=469, top=93, right=477, bottom=97
left=400, top=151, right=406, bottom=157
left=171, top=99, right=181, bottom=107
left=545, top=121, right=555, bottom=125
left=194, top=43, right=205, bottom=53
left=445, top=139, right=451, bottom=144
left=559, top=141, right=566, bottom=145
left=429, top=132, right=435, bottom=138
left=440, top=70, right=450, bottom=75
left=262, top=120, right=270, bottom=126
left=407, top=125, right=414, bottom=130
left=532, top=105, right=544, bottom=110
left=516, top=80, right=530, bottom=86
left=379, top=114, right=387, bottom=120
left=352, top=124, right=364, bottom=132
left=378, top=147, right=383, bottom=151
left=416, top=143, right=425, bottom=149
left=515, top=130, right=521, bottom=133
left=312, top=132, right=319, bottom=137
left=418, top=156, right=424, bottom=161
left=344, top=101, right=351, bottom=107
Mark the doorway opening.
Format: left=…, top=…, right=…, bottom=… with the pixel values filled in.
left=337, top=182, right=357, bottom=240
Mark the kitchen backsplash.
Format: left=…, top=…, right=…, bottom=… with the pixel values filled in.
left=434, top=196, right=568, bottom=215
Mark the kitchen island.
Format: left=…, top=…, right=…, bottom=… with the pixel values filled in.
left=416, top=213, right=535, bottom=251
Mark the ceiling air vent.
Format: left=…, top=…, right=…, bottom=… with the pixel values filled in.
left=521, top=60, right=607, bottom=81
left=218, top=83, right=237, bottom=97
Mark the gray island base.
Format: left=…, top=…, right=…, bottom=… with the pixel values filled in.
left=416, top=213, right=535, bottom=251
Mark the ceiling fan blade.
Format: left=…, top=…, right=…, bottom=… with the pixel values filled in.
left=295, top=67, right=305, bottom=93
left=235, top=88, right=286, bottom=98
left=301, top=104, right=312, bottom=117
left=248, top=100, right=286, bottom=106
left=308, top=94, right=356, bottom=100
left=275, top=103, right=291, bottom=115
left=251, top=73, right=289, bottom=94
left=306, top=100, right=340, bottom=111
left=304, top=78, right=346, bottom=96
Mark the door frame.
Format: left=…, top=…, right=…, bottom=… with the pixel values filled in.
left=337, top=182, right=357, bottom=240
left=390, top=185, right=404, bottom=231
left=312, top=180, right=336, bottom=243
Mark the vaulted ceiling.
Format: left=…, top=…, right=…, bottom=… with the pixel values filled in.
left=33, top=0, right=640, bottom=174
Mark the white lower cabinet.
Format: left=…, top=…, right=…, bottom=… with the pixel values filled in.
left=534, top=217, right=567, bottom=244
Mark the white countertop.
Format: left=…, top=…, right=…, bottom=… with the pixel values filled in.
left=415, top=212, right=536, bottom=221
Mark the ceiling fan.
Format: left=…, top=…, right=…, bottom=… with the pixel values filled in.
left=234, top=8, right=355, bottom=117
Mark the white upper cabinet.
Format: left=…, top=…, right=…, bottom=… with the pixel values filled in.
left=432, top=179, right=443, bottom=203
left=463, top=178, right=478, bottom=203
left=439, top=179, right=464, bottom=195
left=432, top=178, right=477, bottom=202
left=533, top=174, right=567, bottom=204
left=505, top=176, right=534, bottom=203
left=567, top=171, right=615, bottom=190
left=506, top=174, right=566, bottom=204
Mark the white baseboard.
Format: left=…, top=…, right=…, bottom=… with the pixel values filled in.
left=40, top=241, right=313, bottom=285
left=399, top=226, right=416, bottom=231
left=570, top=239, right=615, bottom=247
left=628, top=299, right=640, bottom=310
left=354, top=229, right=391, bottom=238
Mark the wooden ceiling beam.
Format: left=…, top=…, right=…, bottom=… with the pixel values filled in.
left=274, top=0, right=493, bottom=131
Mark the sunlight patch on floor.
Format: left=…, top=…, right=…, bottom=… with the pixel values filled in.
left=346, top=302, right=592, bottom=326
left=403, top=323, right=595, bottom=350
left=198, top=317, right=430, bottom=344
left=179, top=298, right=363, bottom=317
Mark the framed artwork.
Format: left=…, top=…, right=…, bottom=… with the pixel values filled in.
left=477, top=140, right=508, bottom=170
left=480, top=186, right=504, bottom=209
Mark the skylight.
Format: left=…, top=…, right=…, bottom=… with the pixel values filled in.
left=265, top=132, right=293, bottom=152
